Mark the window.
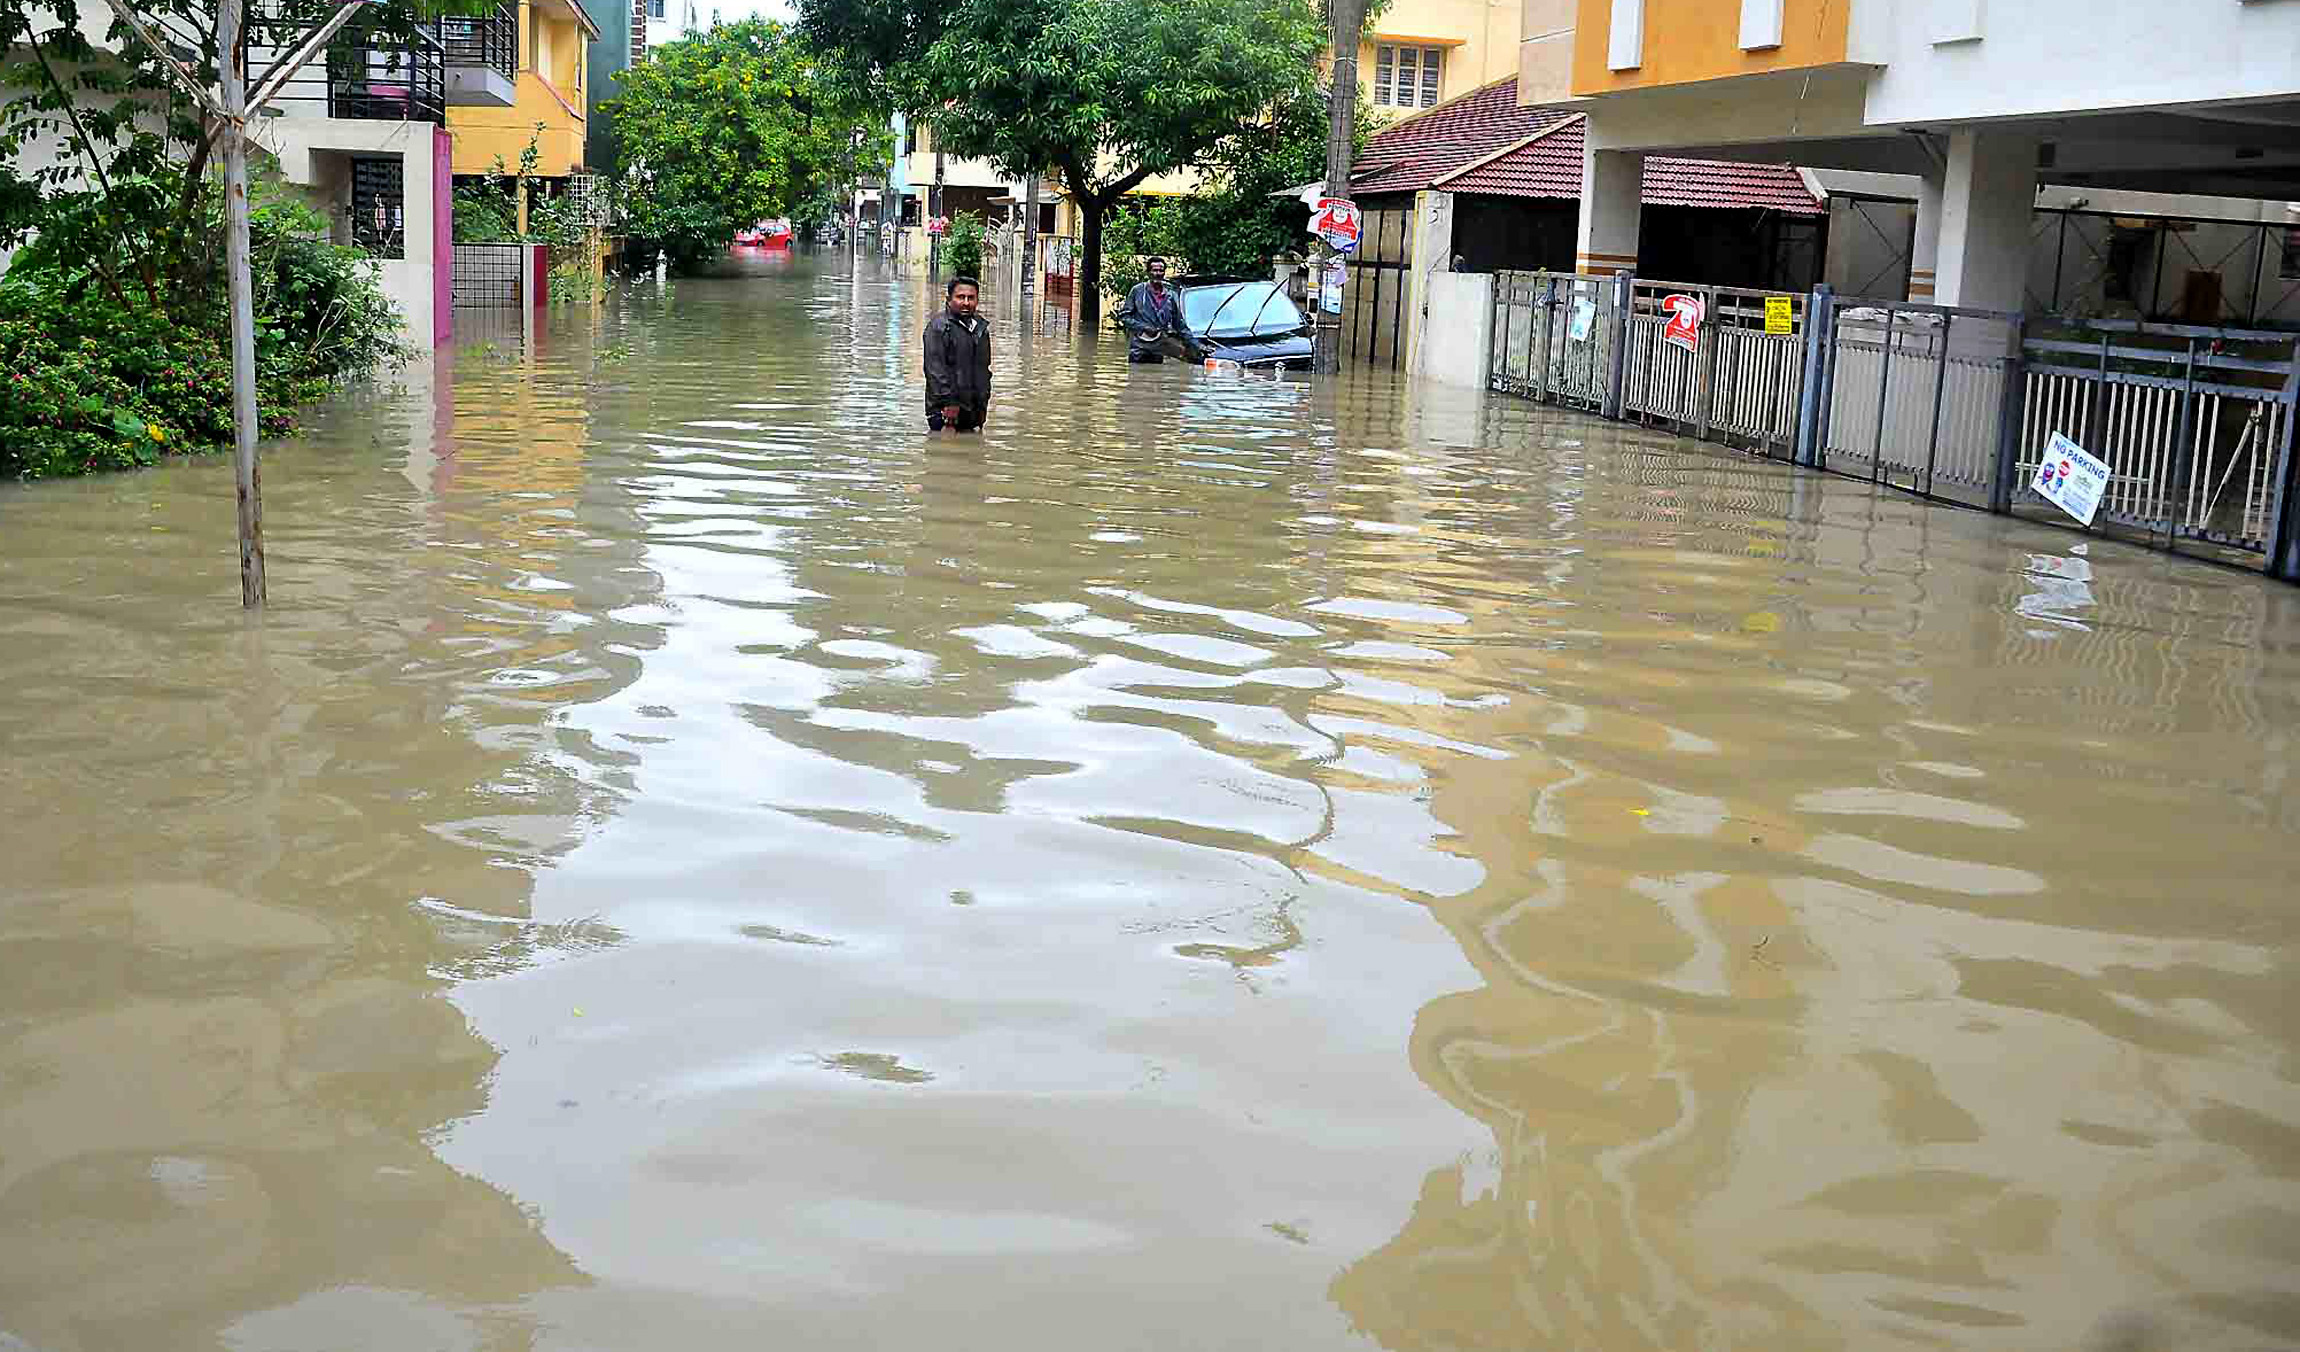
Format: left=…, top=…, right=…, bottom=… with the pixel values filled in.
left=1373, top=44, right=1442, bottom=109
left=647, top=0, right=664, bottom=16
left=2281, top=226, right=2300, bottom=282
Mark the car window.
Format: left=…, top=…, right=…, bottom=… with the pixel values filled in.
left=1181, top=283, right=1304, bottom=337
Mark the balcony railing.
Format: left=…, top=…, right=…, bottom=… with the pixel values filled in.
left=441, top=4, right=516, bottom=85
left=325, top=24, right=446, bottom=123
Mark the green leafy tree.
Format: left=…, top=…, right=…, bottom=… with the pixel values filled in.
left=1170, top=83, right=1369, bottom=279
left=605, top=18, right=885, bottom=271
left=799, top=0, right=1323, bottom=323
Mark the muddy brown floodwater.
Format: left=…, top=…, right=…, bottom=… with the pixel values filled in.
left=4, top=253, right=2300, bottom=1352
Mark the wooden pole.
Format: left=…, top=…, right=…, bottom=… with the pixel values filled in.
left=218, top=0, right=265, bottom=606
left=1312, top=0, right=1363, bottom=376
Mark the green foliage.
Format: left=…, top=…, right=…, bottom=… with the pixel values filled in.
left=1094, top=86, right=1362, bottom=301
left=1168, top=84, right=1368, bottom=279
left=1098, top=203, right=1186, bottom=299
left=453, top=183, right=519, bottom=243
left=800, top=0, right=1324, bottom=318
left=942, top=210, right=986, bottom=279
left=606, top=19, right=886, bottom=272
left=0, top=172, right=404, bottom=480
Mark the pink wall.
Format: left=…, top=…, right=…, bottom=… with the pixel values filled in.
left=433, top=127, right=453, bottom=346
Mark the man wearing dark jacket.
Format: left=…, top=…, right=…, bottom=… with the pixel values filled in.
left=923, top=275, right=992, bottom=432
left=1116, top=257, right=1184, bottom=363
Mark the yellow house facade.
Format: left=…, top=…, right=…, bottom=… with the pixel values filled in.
left=449, top=0, right=599, bottom=178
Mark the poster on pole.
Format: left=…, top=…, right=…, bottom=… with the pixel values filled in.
left=1567, top=298, right=1596, bottom=343
left=2032, top=432, right=2112, bottom=526
left=1320, top=260, right=1346, bottom=315
left=1764, top=295, right=1794, bottom=335
left=1310, top=198, right=1362, bottom=254
left=1661, top=293, right=1703, bottom=353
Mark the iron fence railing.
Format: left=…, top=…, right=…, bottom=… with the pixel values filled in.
left=260, top=18, right=446, bottom=123
left=440, top=3, right=516, bottom=83
left=1486, top=268, right=2300, bottom=582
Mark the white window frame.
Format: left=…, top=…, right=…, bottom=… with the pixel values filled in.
left=1738, top=0, right=1784, bottom=50
left=1372, top=42, right=1444, bottom=109
left=1608, top=0, right=1644, bottom=70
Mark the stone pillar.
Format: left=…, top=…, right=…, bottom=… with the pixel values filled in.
left=1934, top=128, right=2037, bottom=311
left=1908, top=166, right=1943, bottom=302
left=1576, top=147, right=1642, bottom=276
left=1407, top=189, right=1458, bottom=371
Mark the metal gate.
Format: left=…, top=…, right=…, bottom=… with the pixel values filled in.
left=1488, top=272, right=1620, bottom=414
left=452, top=242, right=525, bottom=306
left=1344, top=204, right=1412, bottom=370
left=1482, top=267, right=2300, bottom=580
left=2016, top=321, right=2298, bottom=552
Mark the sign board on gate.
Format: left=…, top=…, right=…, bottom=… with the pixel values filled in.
left=2033, top=432, right=2112, bottom=526
left=1567, top=298, right=1596, bottom=343
left=1661, top=294, right=1703, bottom=353
left=1310, top=197, right=1362, bottom=254
left=1764, top=295, right=1794, bottom=335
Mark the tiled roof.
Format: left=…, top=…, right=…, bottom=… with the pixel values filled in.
left=1355, top=77, right=1823, bottom=216
left=1351, top=79, right=1576, bottom=197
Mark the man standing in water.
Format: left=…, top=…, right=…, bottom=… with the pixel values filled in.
left=1117, top=257, right=1184, bottom=363
left=923, top=275, right=992, bottom=433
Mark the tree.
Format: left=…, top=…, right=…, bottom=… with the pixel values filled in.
left=1168, top=80, right=1368, bottom=280
left=606, top=18, right=886, bottom=271
left=800, top=0, right=1323, bottom=323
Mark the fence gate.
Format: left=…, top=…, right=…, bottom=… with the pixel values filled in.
left=1482, top=267, right=2300, bottom=581
left=1344, top=204, right=1412, bottom=370
left=2015, top=321, right=2299, bottom=553
left=1488, top=272, right=1619, bottom=415
left=452, top=242, right=525, bottom=306
left=1817, top=299, right=2021, bottom=506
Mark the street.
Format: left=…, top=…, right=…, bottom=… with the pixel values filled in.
left=3, top=254, right=2299, bottom=1350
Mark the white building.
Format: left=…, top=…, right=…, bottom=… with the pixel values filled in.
left=1523, top=0, right=2300, bottom=318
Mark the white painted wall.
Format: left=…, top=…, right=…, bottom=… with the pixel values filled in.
left=1859, top=0, right=2300, bottom=126
left=260, top=117, right=440, bottom=346
left=1415, top=271, right=1494, bottom=388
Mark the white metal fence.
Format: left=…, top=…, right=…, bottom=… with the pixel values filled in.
left=1485, top=268, right=2300, bottom=580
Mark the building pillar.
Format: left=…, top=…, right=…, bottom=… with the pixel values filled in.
left=1575, top=147, right=1642, bottom=276
left=1934, top=128, right=2037, bottom=311
left=1407, top=189, right=1458, bottom=372
left=1908, top=166, right=1942, bottom=302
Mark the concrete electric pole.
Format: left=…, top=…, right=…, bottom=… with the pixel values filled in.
left=1313, top=0, right=1364, bottom=376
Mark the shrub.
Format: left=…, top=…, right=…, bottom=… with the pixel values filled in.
left=1099, top=202, right=1188, bottom=305
left=942, top=210, right=985, bottom=279
left=0, top=179, right=404, bottom=480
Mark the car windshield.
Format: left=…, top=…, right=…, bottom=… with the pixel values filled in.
left=1181, top=283, right=1304, bottom=338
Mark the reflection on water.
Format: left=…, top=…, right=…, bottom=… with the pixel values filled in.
left=3, top=253, right=2298, bottom=1351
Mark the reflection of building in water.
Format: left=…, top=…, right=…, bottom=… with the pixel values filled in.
left=0, top=317, right=666, bottom=1349
left=1306, top=427, right=2300, bottom=1350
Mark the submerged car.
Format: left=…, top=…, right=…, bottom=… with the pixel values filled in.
left=1160, top=276, right=1315, bottom=370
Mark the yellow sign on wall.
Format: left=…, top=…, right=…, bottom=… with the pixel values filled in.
left=1764, top=295, right=1795, bottom=335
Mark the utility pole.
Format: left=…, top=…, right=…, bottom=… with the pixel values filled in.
left=1313, top=0, right=1364, bottom=376
left=1020, top=171, right=1040, bottom=307
left=929, top=143, right=945, bottom=279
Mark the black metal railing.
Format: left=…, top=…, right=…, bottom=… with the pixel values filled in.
left=324, top=23, right=445, bottom=122
left=440, top=3, right=516, bottom=83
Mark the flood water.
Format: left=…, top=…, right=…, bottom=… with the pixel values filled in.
left=5, top=252, right=2300, bottom=1352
